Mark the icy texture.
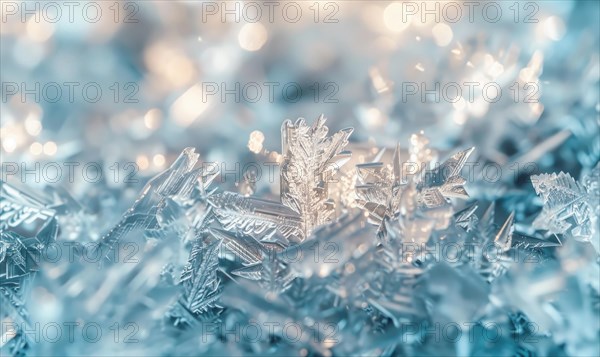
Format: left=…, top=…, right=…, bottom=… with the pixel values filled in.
left=209, top=116, right=353, bottom=292
left=209, top=192, right=301, bottom=244
left=1, top=0, right=599, bottom=354
left=0, top=182, right=57, bottom=282
left=355, top=133, right=474, bottom=239
left=0, top=183, right=58, bottom=356
left=1, top=122, right=598, bottom=357
left=1, top=148, right=221, bottom=356
left=531, top=163, right=600, bottom=245
left=95, top=148, right=214, bottom=261
left=211, top=227, right=294, bottom=292
left=280, top=116, right=353, bottom=241
left=168, top=239, right=222, bottom=328
left=0, top=285, right=31, bottom=356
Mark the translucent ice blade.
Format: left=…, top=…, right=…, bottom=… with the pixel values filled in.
left=170, top=239, right=222, bottom=328
left=208, top=192, right=301, bottom=244
left=95, top=148, right=204, bottom=261
left=494, top=212, right=515, bottom=252
left=210, top=227, right=270, bottom=265
left=281, top=214, right=373, bottom=279
left=512, top=233, right=562, bottom=249
left=418, top=147, right=474, bottom=195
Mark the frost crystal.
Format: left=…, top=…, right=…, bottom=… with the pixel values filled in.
left=280, top=116, right=353, bottom=241
left=0, top=183, right=57, bottom=357
left=349, top=135, right=479, bottom=325
left=209, top=116, right=353, bottom=291
left=2, top=117, right=599, bottom=357
left=531, top=163, right=600, bottom=243
left=95, top=148, right=214, bottom=261
left=208, top=192, right=301, bottom=244
left=355, top=132, right=474, bottom=238
left=169, top=239, right=222, bottom=328
left=211, top=227, right=294, bottom=292
left=0, top=182, right=57, bottom=282
left=1, top=285, right=31, bottom=356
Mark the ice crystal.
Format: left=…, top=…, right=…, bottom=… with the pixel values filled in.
left=208, top=192, right=301, bottom=245
left=355, top=132, right=474, bottom=238
left=0, top=182, right=57, bottom=283
left=531, top=163, right=599, bottom=243
left=0, top=285, right=31, bottom=356
left=280, top=115, right=353, bottom=241
left=1, top=118, right=598, bottom=357
left=209, top=116, right=353, bottom=291
left=95, top=148, right=214, bottom=261
left=350, top=136, right=479, bottom=327
left=168, top=239, right=222, bottom=328
left=211, top=227, right=294, bottom=292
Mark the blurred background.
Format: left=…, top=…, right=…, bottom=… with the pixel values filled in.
left=1, top=0, right=599, bottom=200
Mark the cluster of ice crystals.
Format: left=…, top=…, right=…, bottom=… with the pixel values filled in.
left=355, top=132, right=474, bottom=240
left=1, top=118, right=598, bottom=357
left=531, top=164, right=600, bottom=251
